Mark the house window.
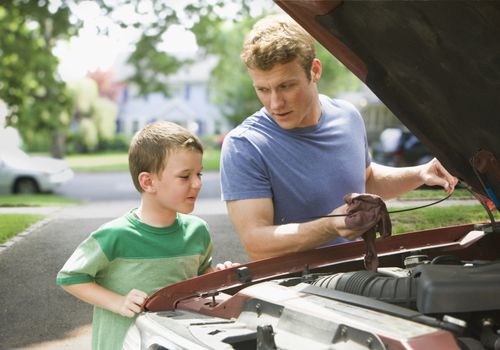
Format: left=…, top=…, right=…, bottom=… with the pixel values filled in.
left=184, top=85, right=191, bottom=101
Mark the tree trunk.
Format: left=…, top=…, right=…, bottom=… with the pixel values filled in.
left=51, top=131, right=66, bottom=159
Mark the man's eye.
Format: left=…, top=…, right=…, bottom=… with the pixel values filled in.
left=197, top=173, right=203, bottom=178
left=180, top=176, right=189, bottom=179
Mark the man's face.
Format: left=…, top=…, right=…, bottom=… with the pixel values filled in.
left=152, top=149, right=203, bottom=214
left=249, top=58, right=322, bottom=129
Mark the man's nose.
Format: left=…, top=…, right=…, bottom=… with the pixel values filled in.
left=270, top=90, right=284, bottom=110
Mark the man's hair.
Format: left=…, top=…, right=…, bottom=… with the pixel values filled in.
left=128, top=121, right=203, bottom=193
left=240, top=15, right=316, bottom=80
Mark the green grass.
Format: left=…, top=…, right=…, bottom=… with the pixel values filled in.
left=0, top=194, right=80, bottom=207
left=0, top=214, right=45, bottom=244
left=203, top=149, right=221, bottom=172
left=388, top=204, right=499, bottom=234
left=397, top=188, right=474, bottom=200
left=65, top=149, right=222, bottom=172
left=65, top=152, right=129, bottom=172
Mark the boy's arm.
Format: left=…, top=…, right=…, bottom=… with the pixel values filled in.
left=61, top=282, right=147, bottom=318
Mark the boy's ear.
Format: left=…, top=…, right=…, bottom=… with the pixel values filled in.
left=138, top=172, right=156, bottom=193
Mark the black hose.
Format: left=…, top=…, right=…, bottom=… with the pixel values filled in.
left=481, top=326, right=500, bottom=350
left=311, top=271, right=418, bottom=309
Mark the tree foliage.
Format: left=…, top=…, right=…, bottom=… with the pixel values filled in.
left=0, top=1, right=76, bottom=156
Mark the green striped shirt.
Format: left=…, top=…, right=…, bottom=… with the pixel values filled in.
left=56, top=210, right=213, bottom=350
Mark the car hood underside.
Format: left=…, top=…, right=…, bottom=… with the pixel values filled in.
left=275, top=0, right=500, bottom=207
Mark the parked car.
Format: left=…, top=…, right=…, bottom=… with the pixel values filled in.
left=0, top=147, right=74, bottom=194
left=372, top=128, right=434, bottom=167
left=123, top=2, right=500, bottom=349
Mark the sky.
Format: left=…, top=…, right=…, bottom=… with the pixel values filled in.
left=54, top=1, right=197, bottom=81
left=55, top=0, right=279, bottom=82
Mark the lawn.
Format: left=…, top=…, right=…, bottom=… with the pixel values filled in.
left=65, top=149, right=221, bottom=172
left=387, top=204, right=499, bottom=234
left=0, top=214, right=45, bottom=244
left=0, top=194, right=80, bottom=207
left=398, top=188, right=474, bottom=200
left=0, top=194, right=79, bottom=244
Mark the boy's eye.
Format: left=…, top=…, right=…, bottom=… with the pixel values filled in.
left=197, top=173, right=203, bottom=178
left=179, top=175, right=189, bottom=179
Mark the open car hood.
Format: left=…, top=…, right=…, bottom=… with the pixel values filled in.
left=275, top=0, right=500, bottom=207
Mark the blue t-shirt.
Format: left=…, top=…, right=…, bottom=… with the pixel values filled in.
left=221, top=95, right=371, bottom=231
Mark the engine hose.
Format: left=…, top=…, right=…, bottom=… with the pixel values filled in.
left=311, top=271, right=417, bottom=309
left=481, top=326, right=500, bottom=350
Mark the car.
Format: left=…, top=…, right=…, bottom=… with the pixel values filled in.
left=0, top=146, right=74, bottom=194
left=123, top=2, right=500, bottom=349
left=372, top=128, right=433, bottom=167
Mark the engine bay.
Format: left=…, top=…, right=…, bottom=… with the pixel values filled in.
left=282, top=256, right=500, bottom=350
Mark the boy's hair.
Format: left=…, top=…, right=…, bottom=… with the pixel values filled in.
left=240, top=15, right=316, bottom=81
left=128, top=121, right=203, bottom=193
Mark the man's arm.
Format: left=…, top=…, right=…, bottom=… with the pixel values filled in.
left=227, top=197, right=363, bottom=261
left=365, top=158, right=458, bottom=200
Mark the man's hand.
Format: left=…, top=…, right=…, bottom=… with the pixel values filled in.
left=419, top=158, right=458, bottom=193
left=327, top=204, right=367, bottom=240
left=117, top=288, right=148, bottom=318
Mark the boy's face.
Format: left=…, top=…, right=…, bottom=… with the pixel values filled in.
left=152, top=148, right=203, bottom=214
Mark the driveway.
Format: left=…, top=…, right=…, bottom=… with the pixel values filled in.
left=0, top=171, right=247, bottom=350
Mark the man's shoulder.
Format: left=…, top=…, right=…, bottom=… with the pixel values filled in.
left=320, top=94, right=359, bottom=115
left=226, top=109, right=272, bottom=138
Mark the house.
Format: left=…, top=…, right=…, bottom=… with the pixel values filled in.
left=116, top=56, right=229, bottom=137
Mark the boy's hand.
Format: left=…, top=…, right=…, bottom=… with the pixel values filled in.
left=118, top=289, right=148, bottom=318
left=215, top=261, right=241, bottom=271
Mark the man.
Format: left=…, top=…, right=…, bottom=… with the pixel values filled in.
left=220, top=15, right=458, bottom=261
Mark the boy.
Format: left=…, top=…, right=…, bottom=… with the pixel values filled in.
left=57, top=121, right=235, bottom=350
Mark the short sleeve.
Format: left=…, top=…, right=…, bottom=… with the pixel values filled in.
left=220, top=133, right=272, bottom=201
left=198, top=240, right=213, bottom=275
left=365, top=131, right=372, bottom=167
left=56, top=237, right=109, bottom=285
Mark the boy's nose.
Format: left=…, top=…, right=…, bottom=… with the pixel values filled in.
left=192, top=177, right=202, bottom=189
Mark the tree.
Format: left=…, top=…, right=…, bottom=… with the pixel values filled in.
left=0, top=1, right=77, bottom=157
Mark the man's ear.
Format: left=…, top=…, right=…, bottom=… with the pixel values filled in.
left=311, top=58, right=322, bottom=83
left=138, top=172, right=156, bottom=193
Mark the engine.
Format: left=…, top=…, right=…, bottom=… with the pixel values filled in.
left=306, top=256, right=500, bottom=350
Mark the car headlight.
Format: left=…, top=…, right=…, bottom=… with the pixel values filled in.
left=48, top=168, right=74, bottom=183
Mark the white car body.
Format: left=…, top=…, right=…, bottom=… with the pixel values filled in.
left=0, top=147, right=74, bottom=194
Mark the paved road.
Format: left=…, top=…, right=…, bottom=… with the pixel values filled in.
left=0, top=172, right=247, bottom=350
left=53, top=170, right=221, bottom=201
